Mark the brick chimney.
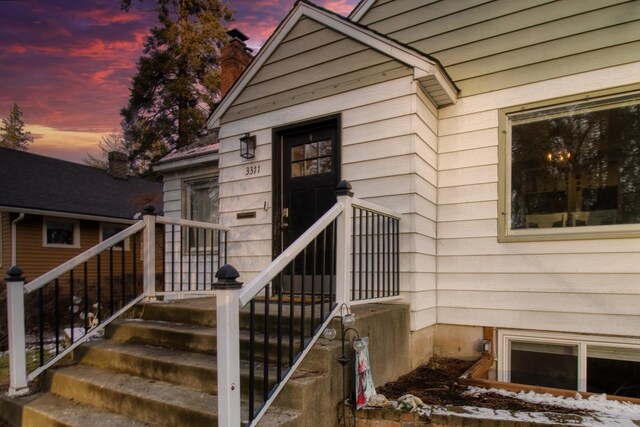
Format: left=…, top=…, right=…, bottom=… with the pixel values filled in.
left=108, top=151, right=128, bottom=179
left=220, top=29, right=253, bottom=97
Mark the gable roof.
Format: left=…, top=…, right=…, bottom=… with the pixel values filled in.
left=207, top=0, right=457, bottom=128
left=0, top=148, right=163, bottom=220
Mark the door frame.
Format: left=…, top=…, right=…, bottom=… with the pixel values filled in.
left=272, top=114, right=341, bottom=259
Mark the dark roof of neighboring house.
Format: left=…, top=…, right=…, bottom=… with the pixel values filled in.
left=0, top=148, right=163, bottom=219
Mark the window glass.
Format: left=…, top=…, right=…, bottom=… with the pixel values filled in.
left=587, top=346, right=640, bottom=397
left=290, top=139, right=332, bottom=178
left=185, top=177, right=219, bottom=248
left=508, top=94, right=640, bottom=232
left=510, top=341, right=578, bottom=390
left=45, top=220, right=77, bottom=246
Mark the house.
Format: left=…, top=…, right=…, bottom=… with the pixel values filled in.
left=0, top=148, right=163, bottom=281
left=161, top=0, right=640, bottom=399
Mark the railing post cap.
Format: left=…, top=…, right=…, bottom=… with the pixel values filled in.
left=5, top=265, right=24, bottom=282
left=335, top=180, right=353, bottom=197
left=213, top=264, right=243, bottom=290
left=142, top=204, right=156, bottom=215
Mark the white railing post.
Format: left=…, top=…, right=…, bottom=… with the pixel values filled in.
left=335, top=180, right=354, bottom=305
left=6, top=266, right=28, bottom=396
left=213, top=264, right=242, bottom=426
left=142, top=205, right=157, bottom=301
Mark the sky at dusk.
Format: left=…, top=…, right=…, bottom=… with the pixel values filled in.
left=0, top=0, right=359, bottom=164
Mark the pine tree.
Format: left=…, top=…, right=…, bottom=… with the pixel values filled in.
left=120, top=0, right=234, bottom=167
left=0, top=103, right=33, bottom=151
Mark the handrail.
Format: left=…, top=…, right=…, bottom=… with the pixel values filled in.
left=352, top=197, right=402, bottom=219
left=156, top=215, right=230, bottom=231
left=238, top=202, right=343, bottom=306
left=24, top=221, right=146, bottom=294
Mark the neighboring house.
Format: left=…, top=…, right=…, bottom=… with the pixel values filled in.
left=161, top=1, right=640, bottom=399
left=0, top=148, right=163, bottom=281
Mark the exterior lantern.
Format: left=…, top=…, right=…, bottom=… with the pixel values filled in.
left=239, top=133, right=256, bottom=159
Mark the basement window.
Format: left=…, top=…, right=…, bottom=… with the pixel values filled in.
left=499, top=330, right=640, bottom=398
left=499, top=88, right=640, bottom=241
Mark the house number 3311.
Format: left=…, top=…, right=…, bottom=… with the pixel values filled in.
left=245, top=165, right=261, bottom=176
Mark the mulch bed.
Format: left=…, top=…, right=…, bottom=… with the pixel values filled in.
left=377, top=357, right=593, bottom=416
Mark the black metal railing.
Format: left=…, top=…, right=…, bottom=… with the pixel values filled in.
left=23, top=227, right=146, bottom=375
left=351, top=205, right=400, bottom=301
left=162, top=222, right=228, bottom=293
left=244, top=218, right=338, bottom=423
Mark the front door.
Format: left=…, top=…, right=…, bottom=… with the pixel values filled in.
left=274, top=117, right=340, bottom=290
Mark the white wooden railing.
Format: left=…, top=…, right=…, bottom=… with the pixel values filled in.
left=214, top=180, right=402, bottom=426
left=4, top=207, right=229, bottom=396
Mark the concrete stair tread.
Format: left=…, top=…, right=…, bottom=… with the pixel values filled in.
left=48, top=363, right=216, bottom=416
left=1, top=392, right=151, bottom=427
left=46, top=363, right=302, bottom=425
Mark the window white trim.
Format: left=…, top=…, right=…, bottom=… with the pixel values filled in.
left=499, top=86, right=640, bottom=242
left=43, top=217, right=80, bottom=248
left=498, top=329, right=640, bottom=392
left=99, top=223, right=130, bottom=251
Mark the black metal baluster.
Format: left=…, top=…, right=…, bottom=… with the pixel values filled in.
left=204, top=229, right=209, bottom=290
left=69, top=270, right=74, bottom=345
left=54, top=279, right=60, bottom=355
left=263, top=284, right=270, bottom=402
left=196, top=228, right=200, bottom=290
left=38, top=287, right=44, bottom=366
left=330, top=220, right=336, bottom=307
left=84, top=262, right=89, bottom=333
left=188, top=228, right=192, bottom=291
left=384, top=216, right=389, bottom=296
left=179, top=227, right=184, bottom=292
left=289, top=259, right=295, bottom=365
left=358, top=208, right=363, bottom=300
left=249, top=299, right=256, bottom=421
left=277, top=271, right=284, bottom=380
left=395, top=219, right=400, bottom=295
left=365, top=210, right=370, bottom=299
left=97, top=254, right=102, bottom=326
left=351, top=206, right=356, bottom=301
left=300, top=249, right=306, bottom=352
left=311, top=238, right=316, bottom=331
left=109, top=247, right=114, bottom=316
left=121, top=243, right=126, bottom=307
left=171, top=225, right=175, bottom=291
left=377, top=213, right=381, bottom=298
left=320, top=228, right=327, bottom=322
left=132, top=234, right=138, bottom=295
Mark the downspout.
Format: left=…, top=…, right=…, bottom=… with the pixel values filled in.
left=11, top=213, right=24, bottom=267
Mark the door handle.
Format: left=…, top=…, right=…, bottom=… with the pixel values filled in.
left=282, top=208, right=289, bottom=229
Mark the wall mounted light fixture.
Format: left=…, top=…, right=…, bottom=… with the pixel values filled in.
left=239, top=133, right=256, bottom=159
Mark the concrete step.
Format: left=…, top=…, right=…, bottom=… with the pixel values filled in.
left=74, top=340, right=279, bottom=396
left=43, top=364, right=301, bottom=427
left=44, top=364, right=217, bottom=426
left=105, top=317, right=306, bottom=365
left=74, top=340, right=218, bottom=393
left=105, top=319, right=216, bottom=353
left=136, top=297, right=328, bottom=336
left=0, top=392, right=150, bottom=427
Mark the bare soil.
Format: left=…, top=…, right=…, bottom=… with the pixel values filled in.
left=377, top=358, right=592, bottom=416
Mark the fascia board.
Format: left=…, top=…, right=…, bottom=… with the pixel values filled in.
left=0, top=206, right=137, bottom=224
left=348, top=0, right=376, bottom=22
left=153, top=153, right=219, bottom=173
